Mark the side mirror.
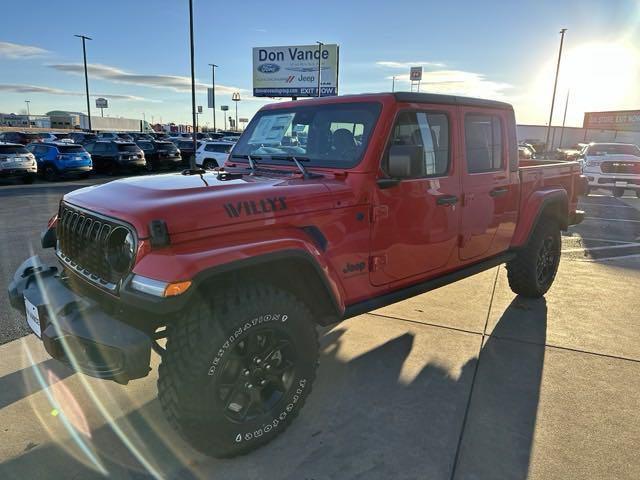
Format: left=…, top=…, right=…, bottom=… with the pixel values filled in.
left=387, top=144, right=425, bottom=179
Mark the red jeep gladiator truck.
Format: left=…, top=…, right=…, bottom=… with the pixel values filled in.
left=9, top=92, right=585, bottom=457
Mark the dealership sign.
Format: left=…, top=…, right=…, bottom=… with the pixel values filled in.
left=409, top=66, right=423, bottom=82
left=95, top=97, right=108, bottom=109
left=252, top=44, right=339, bottom=97
left=583, top=110, right=640, bottom=132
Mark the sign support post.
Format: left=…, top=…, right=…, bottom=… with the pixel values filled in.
left=409, top=66, right=423, bottom=93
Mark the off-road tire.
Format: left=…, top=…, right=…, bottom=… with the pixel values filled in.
left=22, top=175, right=35, bottom=184
left=506, top=219, right=561, bottom=298
left=613, top=187, right=625, bottom=197
left=636, top=190, right=640, bottom=199
left=158, top=283, right=319, bottom=458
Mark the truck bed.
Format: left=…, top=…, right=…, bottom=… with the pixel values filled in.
left=519, top=159, right=583, bottom=205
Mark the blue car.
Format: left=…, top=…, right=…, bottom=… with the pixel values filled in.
left=26, top=142, right=92, bottom=181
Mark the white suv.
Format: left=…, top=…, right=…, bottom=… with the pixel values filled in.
left=195, top=141, right=235, bottom=169
left=582, top=143, right=640, bottom=197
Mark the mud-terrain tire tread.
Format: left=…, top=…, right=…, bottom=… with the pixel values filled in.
left=158, top=282, right=318, bottom=458
left=506, top=218, right=561, bottom=298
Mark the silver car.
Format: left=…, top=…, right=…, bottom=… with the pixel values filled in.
left=0, top=143, right=38, bottom=184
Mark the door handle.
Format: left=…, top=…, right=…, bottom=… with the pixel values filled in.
left=489, top=187, right=509, bottom=197
left=436, top=195, right=459, bottom=206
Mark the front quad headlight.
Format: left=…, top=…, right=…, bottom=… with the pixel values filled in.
left=105, top=227, right=135, bottom=277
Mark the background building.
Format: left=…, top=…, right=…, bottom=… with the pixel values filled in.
left=0, top=113, right=51, bottom=129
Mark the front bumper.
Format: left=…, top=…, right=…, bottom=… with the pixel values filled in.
left=585, top=172, right=640, bottom=189
left=8, top=256, right=151, bottom=384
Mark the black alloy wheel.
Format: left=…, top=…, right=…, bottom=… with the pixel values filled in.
left=216, top=328, right=297, bottom=423
left=536, top=234, right=558, bottom=288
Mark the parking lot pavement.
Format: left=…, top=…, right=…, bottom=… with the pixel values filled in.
left=0, top=185, right=639, bottom=479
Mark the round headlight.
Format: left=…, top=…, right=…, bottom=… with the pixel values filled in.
left=105, top=227, right=135, bottom=275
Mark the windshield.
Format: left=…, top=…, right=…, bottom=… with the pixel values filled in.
left=57, top=145, right=85, bottom=153
left=232, top=102, right=382, bottom=168
left=588, top=144, right=640, bottom=156
left=0, top=145, right=29, bottom=154
left=138, top=141, right=154, bottom=150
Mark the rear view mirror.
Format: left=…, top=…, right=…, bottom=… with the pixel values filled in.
left=387, top=144, right=425, bottom=179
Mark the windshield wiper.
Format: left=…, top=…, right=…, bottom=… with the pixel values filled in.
left=271, top=156, right=320, bottom=179
left=230, top=154, right=260, bottom=173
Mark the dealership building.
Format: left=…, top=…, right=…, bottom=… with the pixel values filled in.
left=46, top=111, right=151, bottom=132
left=517, top=109, right=640, bottom=149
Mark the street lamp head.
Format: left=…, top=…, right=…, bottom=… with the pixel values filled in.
left=209, top=63, right=218, bottom=68
left=74, top=34, right=92, bottom=40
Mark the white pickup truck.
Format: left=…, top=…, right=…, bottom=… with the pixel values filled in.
left=582, top=142, right=640, bottom=197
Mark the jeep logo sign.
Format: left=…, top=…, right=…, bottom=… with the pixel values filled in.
left=253, top=44, right=339, bottom=98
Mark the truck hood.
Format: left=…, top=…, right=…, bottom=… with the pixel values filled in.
left=63, top=171, right=334, bottom=237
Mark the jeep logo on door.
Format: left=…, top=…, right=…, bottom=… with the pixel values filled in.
left=224, top=197, right=287, bottom=218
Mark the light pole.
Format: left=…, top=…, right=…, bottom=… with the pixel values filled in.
left=392, top=76, right=396, bottom=92
left=208, top=63, right=218, bottom=131
left=558, top=89, right=570, bottom=149
left=232, top=92, right=240, bottom=131
left=545, top=28, right=567, bottom=156
left=24, top=100, right=30, bottom=126
left=187, top=0, right=197, bottom=169
left=74, top=34, right=93, bottom=132
left=316, top=41, right=323, bottom=97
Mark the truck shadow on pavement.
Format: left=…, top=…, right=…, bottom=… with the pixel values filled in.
left=0, top=296, right=547, bottom=480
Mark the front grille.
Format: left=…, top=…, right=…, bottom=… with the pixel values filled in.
left=601, top=161, right=640, bottom=174
left=57, top=203, right=133, bottom=291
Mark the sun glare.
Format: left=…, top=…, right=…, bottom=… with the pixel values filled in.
left=520, top=41, right=640, bottom=125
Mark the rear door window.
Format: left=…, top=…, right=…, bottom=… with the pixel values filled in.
left=464, top=114, right=504, bottom=173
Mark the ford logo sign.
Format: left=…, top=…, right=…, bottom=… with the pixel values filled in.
left=258, top=63, right=280, bottom=74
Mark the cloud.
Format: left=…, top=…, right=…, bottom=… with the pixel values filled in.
left=0, top=83, right=160, bottom=102
left=0, top=41, right=48, bottom=58
left=376, top=60, right=446, bottom=69
left=48, top=62, right=245, bottom=95
left=386, top=69, right=511, bottom=100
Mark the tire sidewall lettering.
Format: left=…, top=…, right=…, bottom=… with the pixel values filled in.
left=207, top=312, right=288, bottom=376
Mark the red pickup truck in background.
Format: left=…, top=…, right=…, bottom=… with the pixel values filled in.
left=9, top=92, right=585, bottom=457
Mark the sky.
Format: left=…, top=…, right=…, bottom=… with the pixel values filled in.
left=0, top=0, right=639, bottom=128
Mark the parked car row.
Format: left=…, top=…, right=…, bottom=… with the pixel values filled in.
left=0, top=136, right=238, bottom=184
